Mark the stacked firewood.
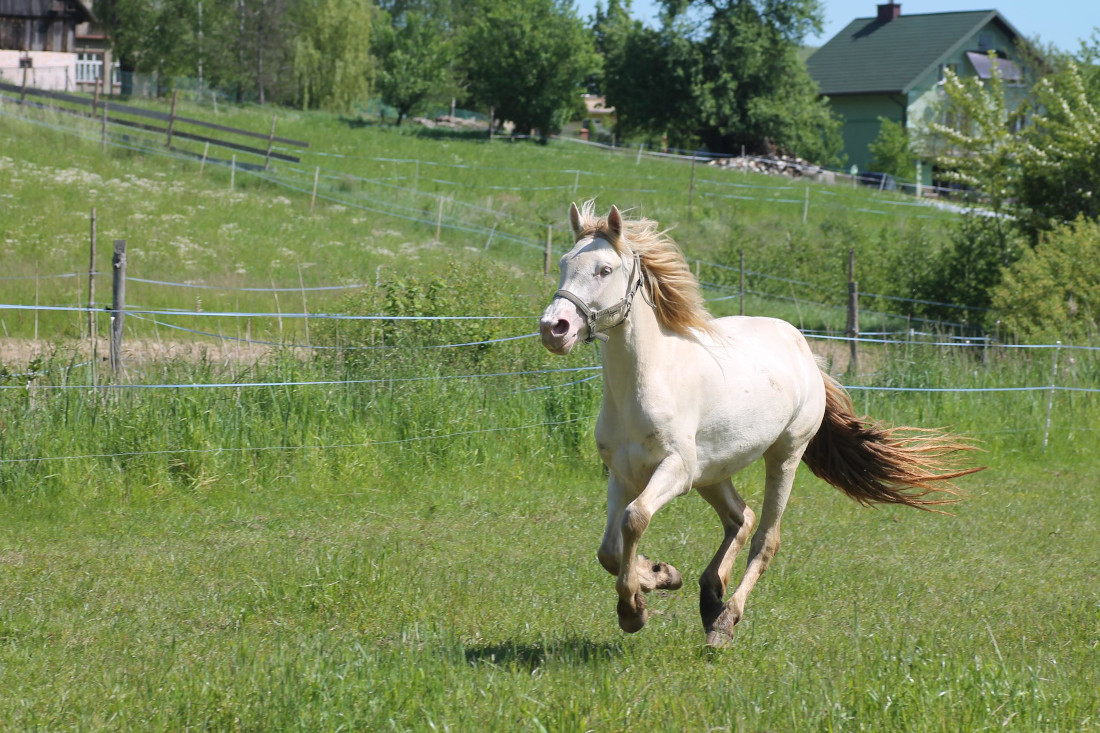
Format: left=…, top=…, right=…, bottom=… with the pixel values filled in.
left=411, top=115, right=486, bottom=129
left=708, top=153, right=825, bottom=180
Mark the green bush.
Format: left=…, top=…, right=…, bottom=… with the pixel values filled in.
left=313, top=259, right=537, bottom=375
left=991, top=216, right=1100, bottom=343
left=868, top=117, right=918, bottom=180
left=909, top=213, right=1023, bottom=329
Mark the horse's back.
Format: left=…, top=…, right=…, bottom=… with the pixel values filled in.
left=695, top=315, right=826, bottom=437
left=700, top=316, right=819, bottom=369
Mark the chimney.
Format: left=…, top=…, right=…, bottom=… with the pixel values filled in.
left=877, top=3, right=901, bottom=21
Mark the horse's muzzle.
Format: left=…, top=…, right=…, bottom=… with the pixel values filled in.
left=540, top=316, right=576, bottom=355
left=540, top=301, right=582, bottom=355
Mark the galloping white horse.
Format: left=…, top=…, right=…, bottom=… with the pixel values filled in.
left=539, top=202, right=979, bottom=647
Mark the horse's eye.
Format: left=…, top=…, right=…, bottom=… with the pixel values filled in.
left=600, top=265, right=613, bottom=277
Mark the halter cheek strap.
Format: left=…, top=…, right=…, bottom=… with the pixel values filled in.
left=553, top=252, right=643, bottom=344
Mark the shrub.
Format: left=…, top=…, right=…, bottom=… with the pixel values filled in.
left=991, top=216, right=1100, bottom=343
left=313, top=259, right=536, bottom=374
left=868, top=117, right=918, bottom=180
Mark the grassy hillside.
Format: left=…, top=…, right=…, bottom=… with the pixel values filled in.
left=1, top=94, right=965, bottom=343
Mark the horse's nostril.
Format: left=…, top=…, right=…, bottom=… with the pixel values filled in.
left=552, top=319, right=569, bottom=337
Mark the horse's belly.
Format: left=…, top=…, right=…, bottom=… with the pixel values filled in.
left=692, top=417, right=785, bottom=485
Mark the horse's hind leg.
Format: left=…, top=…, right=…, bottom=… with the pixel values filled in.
left=706, top=445, right=802, bottom=648
left=697, top=479, right=755, bottom=637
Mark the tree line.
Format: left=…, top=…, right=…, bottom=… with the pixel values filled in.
left=94, top=0, right=840, bottom=160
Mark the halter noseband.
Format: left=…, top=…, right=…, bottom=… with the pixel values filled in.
left=553, top=251, right=644, bottom=344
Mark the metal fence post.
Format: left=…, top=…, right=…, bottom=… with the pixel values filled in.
left=1042, top=341, right=1062, bottom=452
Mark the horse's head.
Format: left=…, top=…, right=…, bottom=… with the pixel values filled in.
left=540, top=203, right=642, bottom=355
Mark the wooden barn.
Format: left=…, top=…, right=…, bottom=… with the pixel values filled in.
left=0, top=0, right=94, bottom=52
left=0, top=0, right=96, bottom=91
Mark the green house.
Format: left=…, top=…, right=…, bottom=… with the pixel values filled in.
left=806, top=3, right=1028, bottom=185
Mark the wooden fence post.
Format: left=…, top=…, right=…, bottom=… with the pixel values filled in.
left=109, top=239, right=127, bottom=374
left=310, top=166, right=320, bottom=212
left=88, top=207, right=97, bottom=338
left=166, top=89, right=178, bottom=147
left=199, top=141, right=209, bottom=177
left=803, top=185, right=809, bottom=224
left=435, top=196, right=444, bottom=241
left=846, top=248, right=859, bottom=376
left=101, top=97, right=108, bottom=153
left=230, top=154, right=236, bottom=188
left=264, top=113, right=277, bottom=170
left=688, top=154, right=697, bottom=218
left=20, top=57, right=29, bottom=103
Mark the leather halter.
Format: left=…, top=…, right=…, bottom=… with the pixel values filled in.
left=553, top=251, right=644, bottom=344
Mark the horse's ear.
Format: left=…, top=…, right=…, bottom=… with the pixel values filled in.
left=569, top=202, right=584, bottom=241
left=608, top=205, right=623, bottom=239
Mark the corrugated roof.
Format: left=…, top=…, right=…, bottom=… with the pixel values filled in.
left=806, top=10, right=1021, bottom=96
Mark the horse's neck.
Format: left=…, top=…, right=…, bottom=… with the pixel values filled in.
left=600, top=300, right=669, bottom=401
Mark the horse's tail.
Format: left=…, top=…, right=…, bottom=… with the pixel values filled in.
left=801, top=371, right=983, bottom=510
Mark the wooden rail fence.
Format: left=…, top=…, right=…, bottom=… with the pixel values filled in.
left=0, top=80, right=310, bottom=165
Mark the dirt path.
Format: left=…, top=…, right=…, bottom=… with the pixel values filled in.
left=1, top=338, right=273, bottom=370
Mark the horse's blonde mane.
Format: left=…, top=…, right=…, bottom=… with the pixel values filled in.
left=574, top=201, right=713, bottom=337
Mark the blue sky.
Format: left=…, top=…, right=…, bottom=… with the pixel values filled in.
left=574, top=0, right=1098, bottom=53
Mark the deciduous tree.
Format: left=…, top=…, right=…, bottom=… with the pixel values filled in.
left=290, top=0, right=373, bottom=111
left=600, top=0, right=842, bottom=161
left=461, top=0, right=597, bottom=137
left=868, top=117, right=918, bottom=181
left=374, top=11, right=452, bottom=125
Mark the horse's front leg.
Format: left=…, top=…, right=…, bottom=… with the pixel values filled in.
left=597, top=474, right=684, bottom=588
left=614, top=455, right=691, bottom=633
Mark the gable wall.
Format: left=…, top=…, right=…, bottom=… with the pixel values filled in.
left=907, top=20, right=1027, bottom=134
left=829, top=95, right=906, bottom=173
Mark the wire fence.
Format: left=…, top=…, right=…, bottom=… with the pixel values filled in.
left=2, top=309, right=1096, bottom=466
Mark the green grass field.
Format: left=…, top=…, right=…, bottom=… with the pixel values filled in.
left=0, top=96, right=1097, bottom=731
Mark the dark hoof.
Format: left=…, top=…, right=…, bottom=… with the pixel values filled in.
left=699, top=584, right=724, bottom=630
left=704, top=603, right=743, bottom=647
left=617, top=593, right=648, bottom=633
left=654, top=562, right=683, bottom=591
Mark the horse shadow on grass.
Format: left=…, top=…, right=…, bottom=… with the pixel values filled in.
left=463, top=636, right=623, bottom=670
